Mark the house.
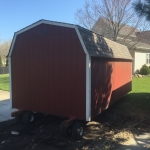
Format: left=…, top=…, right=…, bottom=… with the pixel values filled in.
left=136, top=30, right=150, bottom=45
left=131, top=42, right=150, bottom=73
left=92, top=18, right=150, bottom=73
left=92, top=18, right=138, bottom=41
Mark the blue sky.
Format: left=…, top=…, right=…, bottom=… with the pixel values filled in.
left=0, top=0, right=85, bottom=41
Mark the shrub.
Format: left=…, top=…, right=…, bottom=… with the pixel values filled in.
left=140, top=64, right=150, bottom=75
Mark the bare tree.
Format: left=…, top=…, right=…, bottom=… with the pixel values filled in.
left=0, top=40, right=11, bottom=66
left=75, top=0, right=148, bottom=43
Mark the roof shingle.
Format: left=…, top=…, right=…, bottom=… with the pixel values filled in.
left=78, top=26, right=133, bottom=60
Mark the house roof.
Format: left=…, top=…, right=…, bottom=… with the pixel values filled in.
left=126, top=40, right=150, bottom=51
left=136, top=31, right=150, bottom=45
left=134, top=42, right=150, bottom=51
left=92, top=18, right=150, bottom=53
left=92, top=18, right=139, bottom=38
left=8, top=20, right=132, bottom=60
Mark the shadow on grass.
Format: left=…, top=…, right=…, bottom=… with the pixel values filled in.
left=82, top=92, right=150, bottom=149
left=109, top=93, right=150, bottom=117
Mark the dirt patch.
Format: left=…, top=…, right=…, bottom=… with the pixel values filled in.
left=0, top=110, right=150, bottom=150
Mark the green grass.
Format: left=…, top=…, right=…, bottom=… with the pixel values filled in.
left=110, top=77, right=150, bottom=118
left=0, top=74, right=9, bottom=91
left=132, top=77, right=150, bottom=93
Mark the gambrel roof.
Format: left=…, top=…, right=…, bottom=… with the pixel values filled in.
left=8, top=20, right=132, bottom=60
left=78, top=26, right=132, bottom=59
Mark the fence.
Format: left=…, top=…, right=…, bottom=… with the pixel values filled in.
left=0, top=67, right=9, bottom=74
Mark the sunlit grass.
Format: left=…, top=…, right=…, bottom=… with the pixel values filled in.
left=110, top=77, right=150, bottom=118
left=0, top=74, right=9, bottom=91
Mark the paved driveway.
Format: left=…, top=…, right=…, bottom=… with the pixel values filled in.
left=0, top=90, right=17, bottom=122
left=0, top=90, right=10, bottom=101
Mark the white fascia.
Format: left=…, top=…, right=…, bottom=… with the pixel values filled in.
left=9, top=57, right=12, bottom=108
left=9, top=20, right=89, bottom=56
left=9, top=20, right=78, bottom=57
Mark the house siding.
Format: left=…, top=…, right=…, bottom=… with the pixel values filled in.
left=134, top=51, right=150, bottom=73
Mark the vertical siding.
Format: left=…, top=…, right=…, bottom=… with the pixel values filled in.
left=91, top=57, right=132, bottom=119
left=11, top=24, right=86, bottom=120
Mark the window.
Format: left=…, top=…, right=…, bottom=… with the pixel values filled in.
left=38, top=28, right=47, bottom=35
left=146, top=53, right=150, bottom=64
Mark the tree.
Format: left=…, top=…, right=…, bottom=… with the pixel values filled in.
left=133, top=0, right=150, bottom=21
left=0, top=40, right=11, bottom=66
left=5, top=57, right=9, bottom=66
left=0, top=56, right=2, bottom=66
left=75, top=0, right=146, bottom=43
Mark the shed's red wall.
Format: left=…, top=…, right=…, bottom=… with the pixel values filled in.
left=91, top=57, right=132, bottom=119
left=11, top=24, right=86, bottom=120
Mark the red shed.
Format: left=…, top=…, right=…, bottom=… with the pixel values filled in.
left=8, top=20, right=132, bottom=122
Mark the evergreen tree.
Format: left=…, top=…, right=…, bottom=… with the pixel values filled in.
left=133, top=0, right=150, bottom=21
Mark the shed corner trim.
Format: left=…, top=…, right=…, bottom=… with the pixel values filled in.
left=75, top=27, right=88, bottom=55
left=8, top=57, right=12, bottom=108
left=86, top=55, right=91, bottom=121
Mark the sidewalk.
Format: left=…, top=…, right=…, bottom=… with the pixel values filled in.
left=0, top=90, right=16, bottom=122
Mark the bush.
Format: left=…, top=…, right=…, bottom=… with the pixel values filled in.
left=140, top=64, right=150, bottom=75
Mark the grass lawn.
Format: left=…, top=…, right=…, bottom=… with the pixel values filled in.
left=0, top=74, right=9, bottom=91
left=110, top=77, right=150, bottom=118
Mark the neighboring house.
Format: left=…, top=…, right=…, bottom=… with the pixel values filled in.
left=136, top=31, right=150, bottom=45
left=92, top=18, right=138, bottom=42
left=92, top=18, right=150, bottom=74
left=130, top=42, right=150, bottom=73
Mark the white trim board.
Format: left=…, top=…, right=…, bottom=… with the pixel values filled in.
left=9, top=57, right=12, bottom=108
left=9, top=20, right=89, bottom=57
left=86, top=55, right=91, bottom=121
